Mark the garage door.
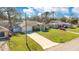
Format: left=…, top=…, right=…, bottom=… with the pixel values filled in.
left=27, top=26, right=32, bottom=33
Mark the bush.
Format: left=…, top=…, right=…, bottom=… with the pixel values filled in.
left=70, top=26, right=77, bottom=29
left=77, top=25, right=79, bottom=28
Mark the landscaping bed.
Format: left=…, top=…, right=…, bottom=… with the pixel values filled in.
left=7, top=34, right=43, bottom=51
left=38, top=29, right=79, bottom=43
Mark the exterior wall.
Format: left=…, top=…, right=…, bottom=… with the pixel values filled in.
left=13, top=26, right=22, bottom=33
left=27, top=26, right=32, bottom=33
left=22, top=26, right=32, bottom=33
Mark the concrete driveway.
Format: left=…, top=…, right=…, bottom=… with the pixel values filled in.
left=27, top=33, right=59, bottom=49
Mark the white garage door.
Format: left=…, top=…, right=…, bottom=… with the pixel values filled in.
left=27, top=26, right=32, bottom=33
left=22, top=26, right=32, bottom=33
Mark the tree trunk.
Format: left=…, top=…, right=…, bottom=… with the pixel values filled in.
left=7, top=11, right=13, bottom=32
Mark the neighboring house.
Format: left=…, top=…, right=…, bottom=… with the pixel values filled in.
left=12, top=22, right=22, bottom=33
left=13, top=24, right=22, bottom=33
left=0, top=26, right=10, bottom=41
left=0, top=20, right=9, bottom=29
left=19, top=20, right=38, bottom=33
left=18, top=20, right=47, bottom=33
left=48, top=21, right=71, bottom=28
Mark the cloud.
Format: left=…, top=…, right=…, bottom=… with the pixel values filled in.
left=23, top=8, right=33, bottom=14
left=72, top=7, right=79, bottom=14
left=58, top=7, right=69, bottom=14
left=22, top=7, right=71, bottom=18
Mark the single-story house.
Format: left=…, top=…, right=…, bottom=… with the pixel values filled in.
left=19, top=20, right=37, bottom=33
left=0, top=26, right=10, bottom=41
left=13, top=20, right=48, bottom=33
left=12, top=22, right=22, bottom=33
left=0, top=20, right=9, bottom=29
left=48, top=21, right=72, bottom=28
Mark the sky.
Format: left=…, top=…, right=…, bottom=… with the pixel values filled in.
left=16, top=7, right=79, bottom=18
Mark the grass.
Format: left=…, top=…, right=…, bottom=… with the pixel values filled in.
left=38, top=29, right=79, bottom=43
left=7, top=34, right=43, bottom=51
left=67, top=28, right=79, bottom=33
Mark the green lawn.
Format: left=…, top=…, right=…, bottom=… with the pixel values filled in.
left=38, top=29, right=79, bottom=43
left=7, top=34, right=43, bottom=51
left=67, top=28, right=79, bottom=33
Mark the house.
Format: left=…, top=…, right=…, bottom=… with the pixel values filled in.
left=19, top=20, right=39, bottom=33
left=0, top=26, right=10, bottom=41
left=0, top=20, right=9, bottom=29
left=13, top=22, right=22, bottom=33
left=17, top=20, right=48, bottom=33
left=48, top=21, right=71, bottom=28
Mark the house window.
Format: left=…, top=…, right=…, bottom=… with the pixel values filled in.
left=0, top=32, right=5, bottom=37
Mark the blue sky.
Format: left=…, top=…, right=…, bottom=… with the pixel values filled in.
left=16, top=7, right=79, bottom=18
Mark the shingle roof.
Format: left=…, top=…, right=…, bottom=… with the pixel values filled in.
left=0, top=20, right=9, bottom=28
left=20, top=20, right=39, bottom=27
left=0, top=26, right=9, bottom=32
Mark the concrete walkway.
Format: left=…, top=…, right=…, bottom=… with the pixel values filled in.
left=46, top=38, right=79, bottom=51
left=27, top=33, right=59, bottom=49
left=0, top=41, right=9, bottom=51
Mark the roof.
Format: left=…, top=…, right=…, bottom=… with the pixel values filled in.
left=20, top=20, right=39, bottom=27
left=0, top=26, right=9, bottom=32
left=0, top=20, right=9, bottom=28
left=48, top=21, right=71, bottom=25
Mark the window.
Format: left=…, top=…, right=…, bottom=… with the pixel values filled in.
left=0, top=32, right=5, bottom=37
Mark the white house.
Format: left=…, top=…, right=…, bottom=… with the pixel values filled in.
left=19, top=20, right=38, bottom=33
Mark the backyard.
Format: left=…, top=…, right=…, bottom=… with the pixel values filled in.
left=7, top=34, right=43, bottom=51
left=38, top=29, right=79, bottom=43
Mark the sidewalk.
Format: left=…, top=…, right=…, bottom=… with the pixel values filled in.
left=27, top=33, right=59, bottom=49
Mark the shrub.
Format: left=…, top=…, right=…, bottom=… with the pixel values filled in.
left=70, top=26, right=77, bottom=29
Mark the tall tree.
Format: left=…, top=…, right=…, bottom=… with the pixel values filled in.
left=0, top=7, right=17, bottom=32
left=41, top=11, right=50, bottom=31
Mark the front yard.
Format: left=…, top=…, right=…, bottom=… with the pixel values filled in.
left=67, top=28, right=79, bottom=33
left=38, top=29, right=79, bottom=43
left=7, top=34, right=43, bottom=51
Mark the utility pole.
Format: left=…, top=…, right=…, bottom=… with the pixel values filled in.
left=24, top=13, right=31, bottom=51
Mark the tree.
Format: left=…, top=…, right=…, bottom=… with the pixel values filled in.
left=41, top=11, right=50, bottom=31
left=0, top=9, right=7, bottom=20
left=70, top=18, right=78, bottom=24
left=0, top=7, right=17, bottom=32
left=51, top=11, right=55, bottom=20
left=59, top=17, right=68, bottom=22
